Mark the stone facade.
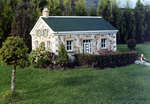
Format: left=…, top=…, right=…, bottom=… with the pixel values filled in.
left=30, top=17, right=117, bottom=56
left=53, top=33, right=117, bottom=55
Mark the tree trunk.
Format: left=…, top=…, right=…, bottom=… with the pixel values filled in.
left=11, top=65, right=16, bottom=94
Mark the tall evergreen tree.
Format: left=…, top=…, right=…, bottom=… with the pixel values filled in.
left=0, top=1, right=14, bottom=47
left=111, top=0, right=122, bottom=43
left=88, top=1, right=97, bottom=16
left=9, top=0, right=35, bottom=51
left=144, top=5, right=150, bottom=41
left=74, top=0, right=87, bottom=16
left=47, top=0, right=62, bottom=16
left=63, top=0, right=72, bottom=15
left=30, top=0, right=48, bottom=19
left=97, top=0, right=112, bottom=22
left=135, top=0, right=145, bottom=43
left=123, top=3, right=136, bottom=42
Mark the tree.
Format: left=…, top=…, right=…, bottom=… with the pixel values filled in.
left=0, top=36, right=29, bottom=94
left=10, top=0, right=35, bottom=52
left=74, top=0, right=87, bottom=16
left=0, top=1, right=14, bottom=47
left=63, top=0, right=72, bottom=15
left=56, top=43, right=69, bottom=69
left=122, top=4, right=136, bottom=43
left=135, top=0, right=145, bottom=43
left=97, top=0, right=112, bottom=22
left=144, top=5, right=150, bottom=41
left=88, top=2, right=97, bottom=16
left=47, top=0, right=62, bottom=16
left=30, top=0, right=48, bottom=19
left=111, top=0, right=122, bottom=43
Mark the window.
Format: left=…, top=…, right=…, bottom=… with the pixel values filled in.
left=101, top=39, right=107, bottom=49
left=34, top=40, right=39, bottom=49
left=47, top=41, right=50, bottom=49
left=66, top=40, right=73, bottom=51
left=83, top=40, right=92, bottom=54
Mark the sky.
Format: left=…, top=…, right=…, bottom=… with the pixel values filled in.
left=118, top=0, right=150, bottom=8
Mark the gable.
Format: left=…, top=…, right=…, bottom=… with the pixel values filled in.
left=41, top=16, right=117, bottom=32
left=30, top=17, right=54, bottom=35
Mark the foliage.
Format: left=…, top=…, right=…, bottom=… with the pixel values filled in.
left=56, top=43, right=69, bottom=68
left=9, top=0, right=36, bottom=52
left=111, top=0, right=122, bottom=43
left=88, top=3, right=97, bottom=16
left=0, top=36, right=29, bottom=67
left=0, top=36, right=29, bottom=94
left=47, top=0, right=63, bottom=16
left=144, top=5, right=150, bottom=42
left=74, top=0, right=87, bottom=16
left=127, top=39, right=136, bottom=50
left=135, top=0, right=145, bottom=43
left=75, top=52, right=138, bottom=68
left=1, top=0, right=150, bottom=47
left=30, top=42, right=55, bottom=68
left=123, top=6, right=136, bottom=42
left=63, top=0, right=72, bottom=15
left=0, top=2, right=14, bottom=47
left=97, top=0, right=112, bottom=22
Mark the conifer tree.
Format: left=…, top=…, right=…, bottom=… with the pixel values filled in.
left=57, top=43, right=69, bottom=69
left=74, top=0, right=87, bottom=16
left=10, top=0, right=35, bottom=51
left=135, top=0, right=145, bottom=43
left=97, top=0, right=112, bottom=22
left=0, top=1, right=13, bottom=47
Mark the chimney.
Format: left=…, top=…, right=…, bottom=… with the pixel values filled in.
left=42, top=8, right=49, bottom=18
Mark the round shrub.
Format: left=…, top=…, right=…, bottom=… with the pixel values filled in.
left=127, top=39, right=136, bottom=50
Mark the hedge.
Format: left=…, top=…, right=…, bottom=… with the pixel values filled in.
left=75, top=51, right=138, bottom=68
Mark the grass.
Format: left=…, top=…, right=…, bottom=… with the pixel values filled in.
left=0, top=44, right=150, bottom=104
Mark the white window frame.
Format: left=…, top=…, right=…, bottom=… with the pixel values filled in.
left=66, top=40, right=73, bottom=52
left=83, top=40, right=92, bottom=54
left=101, top=38, right=107, bottom=49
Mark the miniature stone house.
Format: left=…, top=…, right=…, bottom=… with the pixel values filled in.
left=30, top=8, right=118, bottom=56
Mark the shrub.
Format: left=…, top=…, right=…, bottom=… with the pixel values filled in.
left=56, top=43, right=69, bottom=69
left=75, top=51, right=138, bottom=68
left=30, top=42, right=55, bottom=68
left=127, top=39, right=136, bottom=50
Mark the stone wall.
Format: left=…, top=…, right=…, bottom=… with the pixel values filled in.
left=53, top=33, right=117, bottom=55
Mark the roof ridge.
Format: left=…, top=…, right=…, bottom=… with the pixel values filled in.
left=40, top=16, right=102, bottom=18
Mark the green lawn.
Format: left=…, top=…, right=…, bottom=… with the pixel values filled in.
left=0, top=44, right=150, bottom=104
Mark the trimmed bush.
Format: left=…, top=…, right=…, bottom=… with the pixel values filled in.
left=75, top=51, right=138, bottom=68
left=30, top=42, right=55, bottom=68
left=127, top=39, right=136, bottom=50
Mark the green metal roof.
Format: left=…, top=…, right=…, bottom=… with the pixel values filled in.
left=41, top=16, right=117, bottom=32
